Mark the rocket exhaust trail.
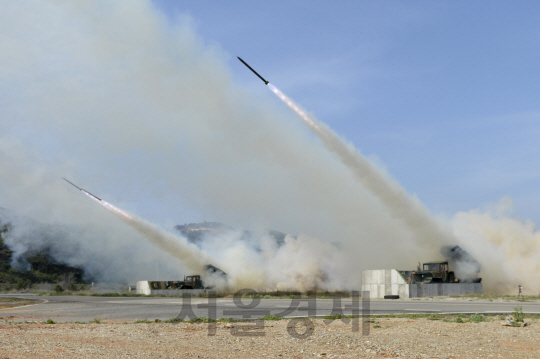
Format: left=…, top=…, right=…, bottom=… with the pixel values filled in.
left=235, top=55, right=452, bottom=247
left=266, top=84, right=454, bottom=249
left=63, top=178, right=214, bottom=273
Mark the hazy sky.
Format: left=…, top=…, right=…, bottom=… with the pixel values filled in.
left=1, top=1, right=539, bottom=290
left=2, top=0, right=538, bottom=228
left=152, top=0, right=540, bottom=223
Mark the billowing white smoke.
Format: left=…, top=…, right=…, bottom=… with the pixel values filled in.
left=195, top=229, right=345, bottom=291
left=1, top=1, right=538, bottom=293
left=81, top=195, right=346, bottom=290
left=1, top=209, right=190, bottom=283
left=0, top=0, right=428, bottom=290
left=452, top=198, right=540, bottom=294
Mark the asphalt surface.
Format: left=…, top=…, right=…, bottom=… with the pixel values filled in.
left=1, top=294, right=539, bottom=323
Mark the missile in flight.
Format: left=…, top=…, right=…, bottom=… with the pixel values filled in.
left=237, top=57, right=269, bottom=85
left=63, top=177, right=102, bottom=202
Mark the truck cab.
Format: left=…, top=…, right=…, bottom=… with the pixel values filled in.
left=409, top=261, right=455, bottom=284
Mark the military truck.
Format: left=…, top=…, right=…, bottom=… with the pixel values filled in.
left=177, top=275, right=204, bottom=289
left=149, top=275, right=204, bottom=290
left=407, top=261, right=456, bottom=284
left=146, top=264, right=228, bottom=291
left=400, top=245, right=482, bottom=284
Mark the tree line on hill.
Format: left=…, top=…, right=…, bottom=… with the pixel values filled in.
left=0, top=223, right=87, bottom=292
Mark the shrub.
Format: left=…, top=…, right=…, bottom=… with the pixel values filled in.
left=15, top=279, right=31, bottom=290
left=513, top=306, right=525, bottom=323
left=470, top=313, right=485, bottom=323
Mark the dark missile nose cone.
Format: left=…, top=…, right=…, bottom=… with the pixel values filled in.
left=237, top=57, right=269, bottom=85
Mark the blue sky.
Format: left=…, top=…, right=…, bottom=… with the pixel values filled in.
left=1, top=1, right=539, bottom=232
left=151, top=1, right=540, bottom=223
left=3, top=0, right=540, bottom=288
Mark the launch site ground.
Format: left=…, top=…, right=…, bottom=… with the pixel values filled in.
left=2, top=295, right=540, bottom=358
left=2, top=297, right=540, bottom=359
left=2, top=294, right=540, bottom=323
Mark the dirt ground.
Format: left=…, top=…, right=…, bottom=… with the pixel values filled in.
left=1, top=316, right=539, bottom=358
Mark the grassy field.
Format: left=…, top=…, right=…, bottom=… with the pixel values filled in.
left=449, top=292, right=540, bottom=302
left=0, top=296, right=40, bottom=310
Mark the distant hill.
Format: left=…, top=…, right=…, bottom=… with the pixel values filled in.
left=0, top=216, right=87, bottom=291
left=174, top=221, right=287, bottom=247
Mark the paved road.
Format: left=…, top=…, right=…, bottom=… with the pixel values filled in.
left=1, top=294, right=538, bottom=323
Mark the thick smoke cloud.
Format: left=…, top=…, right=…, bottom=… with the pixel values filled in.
left=0, top=0, right=426, bottom=289
left=1, top=1, right=538, bottom=293
left=452, top=198, right=540, bottom=294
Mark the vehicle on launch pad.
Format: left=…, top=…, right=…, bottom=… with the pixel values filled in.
left=400, top=245, right=482, bottom=284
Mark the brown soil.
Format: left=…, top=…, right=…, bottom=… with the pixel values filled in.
left=0, top=317, right=539, bottom=358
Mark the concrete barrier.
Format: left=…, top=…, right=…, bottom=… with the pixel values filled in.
left=361, top=269, right=409, bottom=299
left=136, top=281, right=207, bottom=296
left=409, top=283, right=482, bottom=298
left=361, top=270, right=483, bottom=299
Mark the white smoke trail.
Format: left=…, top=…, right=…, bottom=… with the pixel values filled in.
left=87, top=194, right=214, bottom=275
left=268, top=84, right=454, bottom=252
left=9, top=0, right=531, bottom=293
left=87, top=193, right=345, bottom=291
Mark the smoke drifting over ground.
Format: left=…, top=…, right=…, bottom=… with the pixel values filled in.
left=452, top=198, right=540, bottom=294
left=1, top=1, right=538, bottom=293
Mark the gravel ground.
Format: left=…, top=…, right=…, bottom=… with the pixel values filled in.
left=1, top=317, right=540, bottom=358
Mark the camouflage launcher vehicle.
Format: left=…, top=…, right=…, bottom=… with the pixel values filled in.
left=400, top=245, right=482, bottom=284
left=147, top=264, right=228, bottom=290
left=148, top=275, right=205, bottom=290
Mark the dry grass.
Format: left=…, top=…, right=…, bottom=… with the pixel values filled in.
left=0, top=296, right=39, bottom=309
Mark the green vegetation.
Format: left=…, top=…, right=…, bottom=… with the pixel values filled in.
left=512, top=306, right=525, bottom=324
left=0, top=296, right=39, bottom=309
left=375, top=312, right=503, bottom=323
left=0, top=224, right=88, bottom=292
left=449, top=292, right=540, bottom=302
left=425, top=313, right=443, bottom=320
left=217, top=317, right=236, bottom=323
left=261, top=314, right=283, bottom=321
left=470, top=313, right=486, bottom=323
left=0, top=296, right=34, bottom=303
